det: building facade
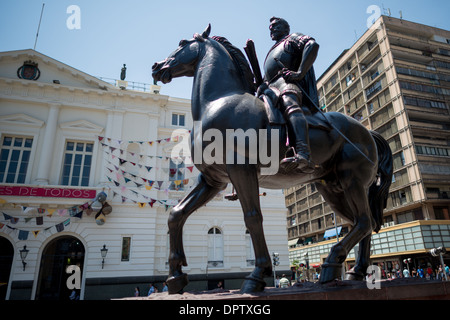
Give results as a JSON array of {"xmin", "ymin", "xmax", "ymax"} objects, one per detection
[
  {"xmin": 0, "ymin": 49, "xmax": 289, "ymax": 300},
  {"xmin": 286, "ymin": 16, "xmax": 450, "ymax": 274}
]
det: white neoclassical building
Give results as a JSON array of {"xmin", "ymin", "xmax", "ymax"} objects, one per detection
[{"xmin": 0, "ymin": 49, "xmax": 289, "ymax": 300}]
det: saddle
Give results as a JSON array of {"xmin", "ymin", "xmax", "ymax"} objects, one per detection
[{"xmin": 260, "ymin": 88, "xmax": 331, "ymax": 132}]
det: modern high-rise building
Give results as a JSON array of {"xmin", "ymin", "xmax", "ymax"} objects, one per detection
[{"xmin": 286, "ymin": 15, "xmax": 450, "ymax": 275}]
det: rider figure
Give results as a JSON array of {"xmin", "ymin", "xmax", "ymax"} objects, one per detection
[{"xmin": 258, "ymin": 17, "xmax": 320, "ymax": 173}]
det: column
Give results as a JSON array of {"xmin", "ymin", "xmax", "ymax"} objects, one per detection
[{"xmin": 34, "ymin": 104, "xmax": 60, "ymax": 185}]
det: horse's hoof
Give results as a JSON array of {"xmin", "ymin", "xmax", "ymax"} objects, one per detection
[
  {"xmin": 345, "ymin": 267, "xmax": 366, "ymax": 281},
  {"xmin": 319, "ymin": 263, "xmax": 342, "ymax": 284},
  {"xmin": 167, "ymin": 273, "xmax": 189, "ymax": 294},
  {"xmin": 240, "ymin": 277, "xmax": 266, "ymax": 293}
]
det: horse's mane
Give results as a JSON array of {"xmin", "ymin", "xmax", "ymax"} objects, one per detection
[{"xmin": 211, "ymin": 36, "xmax": 256, "ymax": 94}]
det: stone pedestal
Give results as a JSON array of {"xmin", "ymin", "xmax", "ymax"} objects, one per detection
[
  {"xmin": 128, "ymin": 278, "xmax": 450, "ymax": 300},
  {"xmin": 116, "ymin": 80, "xmax": 128, "ymax": 90}
]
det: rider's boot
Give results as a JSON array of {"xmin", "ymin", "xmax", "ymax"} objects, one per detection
[{"xmin": 280, "ymin": 108, "xmax": 315, "ymax": 173}]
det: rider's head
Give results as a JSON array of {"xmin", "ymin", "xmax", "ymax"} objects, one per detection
[{"xmin": 269, "ymin": 17, "xmax": 290, "ymax": 41}]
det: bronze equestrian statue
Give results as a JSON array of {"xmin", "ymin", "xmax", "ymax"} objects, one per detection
[{"xmin": 152, "ymin": 21, "xmax": 393, "ymax": 294}]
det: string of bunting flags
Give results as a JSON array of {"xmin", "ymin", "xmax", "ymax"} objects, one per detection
[
  {"xmin": 98, "ymin": 132, "xmax": 191, "ymax": 147},
  {"xmin": 0, "ymin": 201, "xmax": 92, "ymax": 241},
  {"xmin": 99, "ymin": 135, "xmax": 197, "ymax": 210}
]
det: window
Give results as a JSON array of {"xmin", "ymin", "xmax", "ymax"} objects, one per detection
[
  {"xmin": 61, "ymin": 141, "xmax": 93, "ymax": 186},
  {"xmin": 121, "ymin": 237, "xmax": 131, "ymax": 261},
  {"xmin": 0, "ymin": 136, "xmax": 33, "ymax": 183},
  {"xmin": 171, "ymin": 113, "xmax": 185, "ymax": 126},
  {"xmin": 208, "ymin": 227, "xmax": 223, "ymax": 267}
]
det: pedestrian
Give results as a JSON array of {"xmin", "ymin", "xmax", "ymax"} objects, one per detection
[
  {"xmin": 134, "ymin": 286, "xmax": 140, "ymax": 297},
  {"xmin": 438, "ymin": 265, "xmax": 444, "ymax": 281},
  {"xmin": 275, "ymin": 275, "xmax": 280, "ymax": 288},
  {"xmin": 402, "ymin": 267, "xmax": 410, "ymax": 278},
  {"xmin": 279, "ymin": 274, "xmax": 290, "ymax": 288},
  {"xmin": 162, "ymin": 282, "xmax": 168, "ymax": 292},
  {"xmin": 427, "ymin": 266, "xmax": 433, "ymax": 280},
  {"xmin": 445, "ymin": 264, "xmax": 450, "ymax": 280},
  {"xmin": 148, "ymin": 283, "xmax": 155, "ymax": 296},
  {"xmin": 417, "ymin": 266, "xmax": 424, "ymax": 278},
  {"xmin": 217, "ymin": 281, "xmax": 224, "ymax": 289}
]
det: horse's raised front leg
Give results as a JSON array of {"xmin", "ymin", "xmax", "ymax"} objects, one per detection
[
  {"xmin": 227, "ymin": 164, "xmax": 272, "ymax": 293},
  {"xmin": 167, "ymin": 174, "xmax": 225, "ymax": 294},
  {"xmin": 316, "ymin": 179, "xmax": 373, "ymax": 283}
]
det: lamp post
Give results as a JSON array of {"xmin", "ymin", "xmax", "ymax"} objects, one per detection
[
  {"xmin": 20, "ymin": 245, "xmax": 29, "ymax": 271},
  {"xmin": 403, "ymin": 258, "xmax": 412, "ymax": 273},
  {"xmin": 431, "ymin": 247, "xmax": 447, "ymax": 281},
  {"xmin": 100, "ymin": 244, "xmax": 108, "ymax": 269}
]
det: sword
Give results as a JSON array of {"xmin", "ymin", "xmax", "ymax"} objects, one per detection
[
  {"xmin": 273, "ymin": 58, "xmax": 376, "ymax": 166},
  {"xmin": 244, "ymin": 39, "xmax": 263, "ymax": 88}
]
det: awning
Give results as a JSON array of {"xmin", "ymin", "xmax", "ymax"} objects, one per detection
[
  {"xmin": 323, "ymin": 226, "xmax": 342, "ymax": 239},
  {"xmin": 288, "ymin": 238, "xmax": 299, "ymax": 247}
]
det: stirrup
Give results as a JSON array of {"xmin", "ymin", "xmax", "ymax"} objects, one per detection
[{"xmin": 280, "ymin": 147, "xmax": 314, "ymax": 173}]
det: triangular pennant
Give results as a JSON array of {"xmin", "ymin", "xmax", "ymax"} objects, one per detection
[
  {"xmin": 73, "ymin": 211, "xmax": 83, "ymax": 219},
  {"xmin": 46, "ymin": 208, "xmax": 55, "ymax": 217},
  {"xmin": 138, "ymin": 202, "xmax": 146, "ymax": 208},
  {"xmin": 33, "ymin": 230, "xmax": 40, "ymax": 238}
]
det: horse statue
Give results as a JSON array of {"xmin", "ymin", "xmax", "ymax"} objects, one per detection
[{"xmin": 152, "ymin": 24, "xmax": 393, "ymax": 294}]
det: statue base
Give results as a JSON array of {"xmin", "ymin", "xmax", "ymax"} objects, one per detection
[
  {"xmin": 116, "ymin": 80, "xmax": 128, "ymax": 90},
  {"xmin": 124, "ymin": 278, "xmax": 450, "ymax": 300}
]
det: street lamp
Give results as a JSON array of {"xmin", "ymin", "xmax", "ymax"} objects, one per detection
[
  {"xmin": 20, "ymin": 245, "xmax": 29, "ymax": 271},
  {"xmin": 403, "ymin": 258, "xmax": 412, "ymax": 273},
  {"xmin": 100, "ymin": 244, "xmax": 108, "ymax": 269}
]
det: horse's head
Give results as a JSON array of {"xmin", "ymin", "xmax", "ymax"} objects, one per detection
[{"xmin": 152, "ymin": 24, "xmax": 211, "ymax": 84}]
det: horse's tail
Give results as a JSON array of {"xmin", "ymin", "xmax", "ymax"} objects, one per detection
[{"xmin": 369, "ymin": 130, "xmax": 393, "ymax": 233}]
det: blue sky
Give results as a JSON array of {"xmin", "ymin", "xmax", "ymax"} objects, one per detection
[{"xmin": 1, "ymin": 0, "xmax": 449, "ymax": 99}]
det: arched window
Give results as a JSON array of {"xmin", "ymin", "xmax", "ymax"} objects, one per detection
[
  {"xmin": 208, "ymin": 227, "xmax": 223, "ymax": 267},
  {"xmin": 246, "ymin": 230, "xmax": 255, "ymax": 266}
]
